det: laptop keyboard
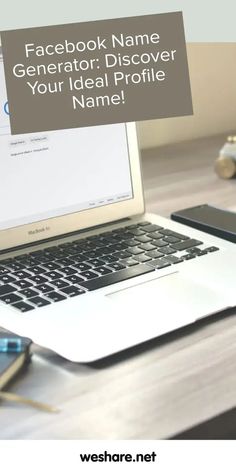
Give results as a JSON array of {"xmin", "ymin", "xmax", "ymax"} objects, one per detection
[{"xmin": 0, "ymin": 221, "xmax": 219, "ymax": 313}]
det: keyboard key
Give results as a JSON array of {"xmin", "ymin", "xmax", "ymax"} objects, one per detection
[
  {"xmin": 85, "ymin": 238, "xmax": 106, "ymax": 248},
  {"xmin": 27, "ymin": 266, "xmax": 46, "ymax": 275},
  {"xmin": 57, "ymin": 257, "xmax": 76, "ymax": 266},
  {"xmin": 45, "ymin": 247, "xmax": 63, "ymax": 255},
  {"xmin": 128, "ymin": 229, "xmax": 145, "ymax": 236},
  {"xmin": 137, "ymin": 221, "xmax": 152, "ymax": 226},
  {"xmin": 57, "ymin": 250, "xmax": 72, "ymax": 259},
  {"xmin": 142, "ymin": 224, "xmax": 163, "ymax": 233},
  {"xmin": 64, "ymin": 245, "xmax": 82, "ymax": 256},
  {"xmin": 65, "ymin": 275, "xmax": 84, "ymax": 284},
  {"xmin": 42, "ymin": 262, "xmax": 61, "ymax": 271},
  {"xmin": 19, "ymin": 258, "xmax": 37, "ymax": 268},
  {"xmin": 19, "ymin": 257, "xmax": 37, "ymax": 266},
  {"xmin": 0, "ymin": 284, "xmax": 17, "ymax": 296},
  {"xmin": 19, "ymin": 288, "xmax": 39, "ymax": 298},
  {"xmin": 162, "ymin": 255, "xmax": 183, "ymax": 264},
  {"xmin": 171, "ymin": 239, "xmax": 203, "ymax": 251},
  {"xmin": 100, "ymin": 246, "xmax": 114, "ymax": 255},
  {"xmin": 146, "ymin": 250, "xmax": 163, "ymax": 259},
  {"xmin": 115, "ymin": 251, "xmax": 130, "ymax": 259},
  {"xmin": 159, "ymin": 229, "xmax": 189, "ymax": 240},
  {"xmin": 31, "ymin": 255, "xmax": 52, "ymax": 264},
  {"xmin": 29, "ymin": 250, "xmax": 44, "ymax": 257},
  {"xmin": 49, "ymin": 279, "xmax": 69, "ymax": 289},
  {"xmin": 94, "ymin": 267, "xmax": 112, "ymax": 275},
  {"xmin": 115, "ymin": 227, "xmax": 130, "ymax": 234},
  {"xmin": 121, "ymin": 258, "xmax": 139, "ymax": 267},
  {"xmin": 135, "ymin": 235, "xmax": 152, "ymax": 243},
  {"xmin": 93, "ymin": 249, "xmax": 106, "ymax": 258},
  {"xmin": 80, "ymin": 270, "xmax": 99, "ymax": 280},
  {"xmin": 13, "ymin": 254, "xmax": 30, "ymax": 262},
  {"xmin": 83, "ymin": 250, "xmax": 98, "ymax": 259},
  {"xmin": 0, "ymin": 274, "xmax": 16, "ymax": 284},
  {"xmin": 36, "ymin": 283, "xmax": 54, "ymax": 293},
  {"xmin": 206, "ymin": 246, "xmax": 219, "ymax": 253},
  {"xmin": 158, "ymin": 247, "xmax": 176, "ymax": 255},
  {"xmin": 107, "ymin": 262, "xmax": 126, "ymax": 271},
  {"xmin": 115, "ymin": 232, "xmax": 132, "ymax": 240},
  {"xmin": 59, "ymin": 267, "xmax": 77, "ymax": 276},
  {"xmin": 147, "ymin": 259, "xmax": 171, "ymax": 269},
  {"xmin": 124, "ymin": 239, "xmax": 140, "ymax": 247},
  {"xmin": 127, "ymin": 247, "xmax": 144, "ymax": 256},
  {"xmin": 73, "ymin": 262, "xmax": 92, "ymax": 272},
  {"xmin": 151, "ymin": 240, "xmax": 169, "ymax": 248},
  {"xmin": 71, "ymin": 254, "xmax": 89, "ymax": 265},
  {"xmin": 88, "ymin": 258, "xmax": 106, "ymax": 268},
  {"xmin": 45, "ymin": 292, "xmax": 67, "ymax": 303},
  {"xmin": 0, "ymin": 293, "xmax": 23, "ymax": 304},
  {"xmin": 0, "ymin": 266, "xmax": 10, "ymax": 275},
  {"xmin": 45, "ymin": 271, "xmax": 63, "ymax": 280},
  {"xmin": 13, "ymin": 280, "xmax": 33, "ymax": 289},
  {"xmin": 182, "ymin": 254, "xmax": 196, "ymax": 260},
  {"xmin": 103, "ymin": 236, "xmax": 122, "ymax": 245},
  {"xmin": 60, "ymin": 246, "xmax": 79, "ymax": 256},
  {"xmin": 14, "ymin": 270, "xmax": 32, "ymax": 279},
  {"xmin": 29, "ymin": 275, "xmax": 49, "ymax": 285},
  {"xmin": 80, "ymin": 264, "xmax": 154, "ymax": 291},
  {"xmin": 60, "ymin": 286, "xmax": 85, "ymax": 297},
  {"xmin": 58, "ymin": 241, "xmax": 75, "ymax": 249},
  {"xmin": 186, "ymin": 247, "xmax": 203, "ymax": 254},
  {"xmin": 196, "ymin": 250, "xmax": 209, "ymax": 256},
  {"xmin": 13, "ymin": 301, "xmax": 35, "ymax": 312},
  {"xmin": 163, "ymin": 236, "xmax": 181, "ymax": 243},
  {"xmin": 5, "ymin": 262, "xmax": 25, "ymax": 271},
  {"xmin": 48, "ymin": 248, "xmax": 65, "ymax": 256},
  {"xmin": 138, "ymin": 243, "xmax": 157, "ymax": 251},
  {"xmin": 0, "ymin": 258, "xmax": 13, "ymax": 266},
  {"xmin": 149, "ymin": 232, "xmax": 163, "ymax": 240},
  {"xmin": 125, "ymin": 224, "xmax": 139, "ymax": 230},
  {"xmin": 29, "ymin": 296, "xmax": 51, "ymax": 307},
  {"xmin": 133, "ymin": 253, "xmax": 152, "ymax": 263},
  {"xmin": 111, "ymin": 243, "xmax": 128, "ymax": 251},
  {"xmin": 100, "ymin": 255, "xmax": 118, "ymax": 264}
]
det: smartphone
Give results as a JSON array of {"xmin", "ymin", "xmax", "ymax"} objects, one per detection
[{"xmin": 171, "ymin": 204, "xmax": 236, "ymax": 243}]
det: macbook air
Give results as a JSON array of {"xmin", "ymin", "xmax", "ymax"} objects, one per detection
[{"xmin": 0, "ymin": 49, "xmax": 235, "ymax": 361}]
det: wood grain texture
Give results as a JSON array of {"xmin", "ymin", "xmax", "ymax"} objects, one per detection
[{"xmin": 0, "ymin": 133, "xmax": 235, "ymax": 439}]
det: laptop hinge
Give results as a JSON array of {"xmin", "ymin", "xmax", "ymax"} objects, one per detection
[{"xmin": 0, "ymin": 217, "xmax": 132, "ymax": 255}]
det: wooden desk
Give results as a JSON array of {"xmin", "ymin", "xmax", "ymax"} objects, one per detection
[{"xmin": 0, "ymin": 133, "xmax": 235, "ymax": 439}]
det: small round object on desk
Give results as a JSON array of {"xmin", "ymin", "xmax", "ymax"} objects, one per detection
[{"xmin": 215, "ymin": 156, "xmax": 236, "ymax": 179}]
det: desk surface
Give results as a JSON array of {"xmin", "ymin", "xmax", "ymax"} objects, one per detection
[{"xmin": 0, "ymin": 133, "xmax": 235, "ymax": 439}]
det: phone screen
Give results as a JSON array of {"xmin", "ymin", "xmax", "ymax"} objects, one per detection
[{"xmin": 177, "ymin": 205, "xmax": 236, "ymax": 233}]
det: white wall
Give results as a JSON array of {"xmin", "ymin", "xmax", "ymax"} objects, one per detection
[{"xmin": 138, "ymin": 43, "xmax": 236, "ymax": 149}]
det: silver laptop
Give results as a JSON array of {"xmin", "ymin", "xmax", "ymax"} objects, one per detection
[{"xmin": 0, "ymin": 51, "xmax": 235, "ymax": 361}]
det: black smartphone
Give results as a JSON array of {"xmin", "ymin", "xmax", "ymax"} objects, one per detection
[{"xmin": 171, "ymin": 204, "xmax": 236, "ymax": 243}]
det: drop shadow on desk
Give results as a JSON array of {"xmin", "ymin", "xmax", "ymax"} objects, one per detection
[
  {"xmin": 90, "ymin": 307, "xmax": 235, "ymax": 369},
  {"xmin": 171, "ymin": 407, "xmax": 236, "ymax": 439}
]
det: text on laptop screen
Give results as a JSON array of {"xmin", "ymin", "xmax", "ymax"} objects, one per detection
[{"xmin": 0, "ymin": 55, "xmax": 133, "ymax": 231}]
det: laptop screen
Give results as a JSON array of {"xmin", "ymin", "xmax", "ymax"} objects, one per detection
[{"xmin": 0, "ymin": 54, "xmax": 133, "ymax": 231}]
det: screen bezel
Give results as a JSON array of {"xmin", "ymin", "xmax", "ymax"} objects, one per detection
[{"xmin": 0, "ymin": 121, "xmax": 145, "ymax": 252}]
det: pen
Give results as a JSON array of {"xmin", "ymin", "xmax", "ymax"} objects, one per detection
[
  {"xmin": 0, "ymin": 338, "xmax": 23, "ymax": 353},
  {"xmin": 0, "ymin": 391, "xmax": 60, "ymax": 413}
]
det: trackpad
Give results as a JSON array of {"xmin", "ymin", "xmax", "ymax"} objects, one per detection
[{"xmin": 107, "ymin": 272, "xmax": 230, "ymax": 322}]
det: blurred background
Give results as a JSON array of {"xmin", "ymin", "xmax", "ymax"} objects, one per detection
[{"xmin": 138, "ymin": 43, "xmax": 236, "ymax": 150}]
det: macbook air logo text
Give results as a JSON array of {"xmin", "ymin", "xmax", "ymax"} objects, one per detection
[{"xmin": 28, "ymin": 226, "xmax": 50, "ymax": 236}]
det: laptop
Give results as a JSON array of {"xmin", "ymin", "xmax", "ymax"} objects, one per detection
[{"xmin": 0, "ymin": 50, "xmax": 235, "ymax": 362}]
